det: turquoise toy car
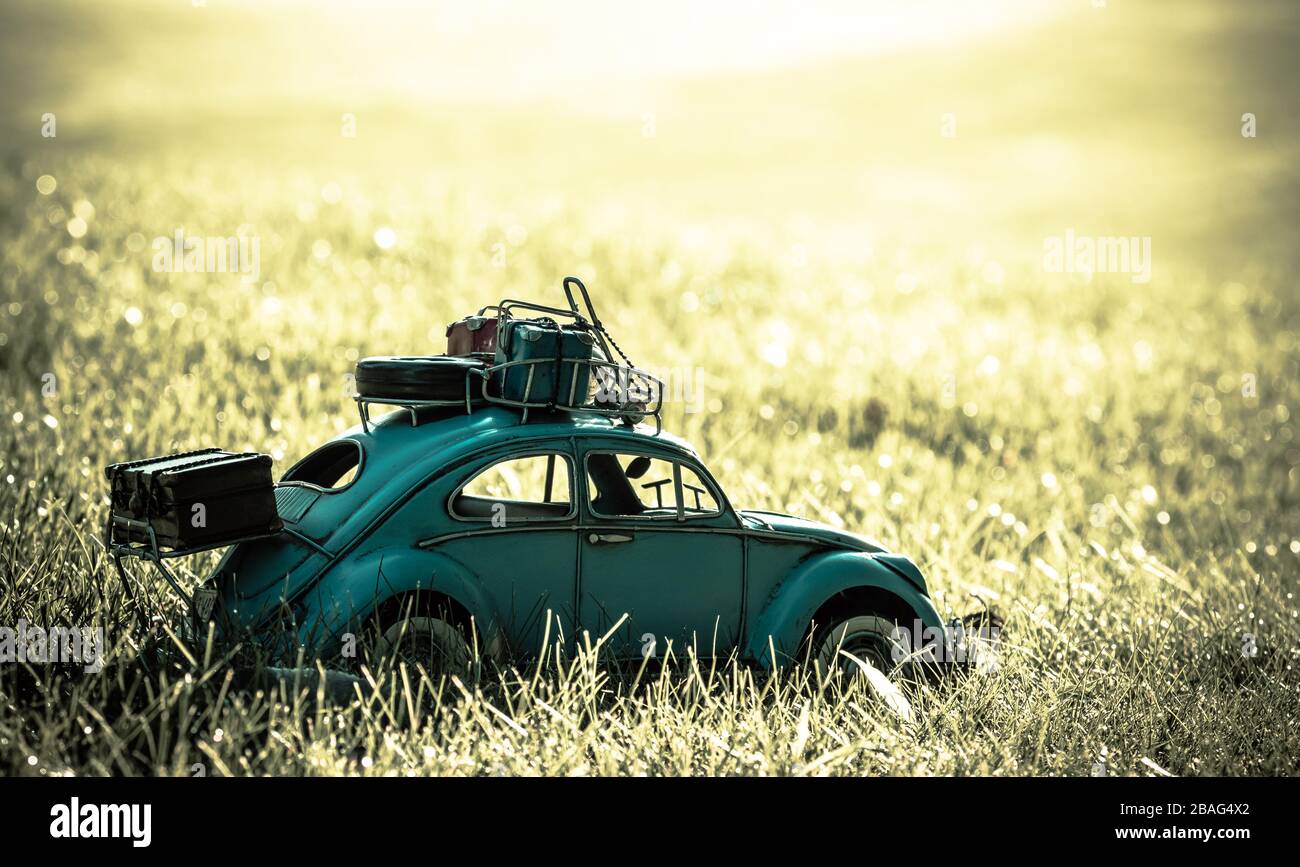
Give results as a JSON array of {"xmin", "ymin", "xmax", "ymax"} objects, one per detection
[{"xmin": 196, "ymin": 404, "xmax": 947, "ymax": 675}]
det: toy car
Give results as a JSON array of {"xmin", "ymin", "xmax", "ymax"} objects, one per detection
[{"xmin": 196, "ymin": 404, "xmax": 947, "ymax": 675}]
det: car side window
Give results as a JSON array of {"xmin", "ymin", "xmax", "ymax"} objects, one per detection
[
  {"xmin": 451, "ymin": 452, "xmax": 573, "ymax": 522},
  {"xmin": 677, "ymin": 463, "xmax": 719, "ymax": 514},
  {"xmin": 586, "ymin": 452, "xmax": 721, "ymax": 519}
]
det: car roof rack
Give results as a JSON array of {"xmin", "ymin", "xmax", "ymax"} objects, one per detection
[{"xmin": 354, "ymin": 356, "xmax": 665, "ymax": 435}]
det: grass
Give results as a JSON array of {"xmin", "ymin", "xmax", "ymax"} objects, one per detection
[
  {"xmin": 1, "ymin": 0, "xmax": 1298, "ymax": 777},
  {"xmin": 1, "ymin": 147, "xmax": 1296, "ymax": 776}
]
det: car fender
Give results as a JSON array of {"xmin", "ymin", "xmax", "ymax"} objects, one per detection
[
  {"xmin": 745, "ymin": 550, "xmax": 944, "ymax": 668},
  {"xmin": 295, "ymin": 547, "xmax": 504, "ymax": 659}
]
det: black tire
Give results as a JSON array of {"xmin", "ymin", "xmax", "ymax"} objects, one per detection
[
  {"xmin": 810, "ymin": 613, "xmax": 915, "ymax": 678},
  {"xmin": 355, "ymin": 355, "xmax": 486, "ymax": 402},
  {"xmin": 364, "ymin": 595, "xmax": 476, "ymax": 681}
]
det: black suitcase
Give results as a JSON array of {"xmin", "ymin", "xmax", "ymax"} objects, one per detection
[
  {"xmin": 106, "ymin": 447, "xmax": 227, "ymax": 518},
  {"xmin": 105, "ymin": 450, "xmax": 282, "ymax": 550}
]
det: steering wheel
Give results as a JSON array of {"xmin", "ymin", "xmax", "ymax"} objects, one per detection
[
  {"xmin": 639, "ymin": 479, "xmax": 710, "ymax": 510},
  {"xmin": 682, "ymin": 482, "xmax": 708, "ymax": 510},
  {"xmin": 640, "ymin": 478, "xmax": 672, "ymax": 507}
]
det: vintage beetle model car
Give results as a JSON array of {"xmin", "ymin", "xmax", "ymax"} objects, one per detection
[{"xmin": 204, "ymin": 405, "xmax": 945, "ymax": 673}]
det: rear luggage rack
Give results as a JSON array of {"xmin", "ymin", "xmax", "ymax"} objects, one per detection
[
  {"xmin": 354, "ymin": 358, "xmax": 665, "ymax": 434},
  {"xmin": 105, "ymin": 505, "xmax": 323, "ymax": 619}
]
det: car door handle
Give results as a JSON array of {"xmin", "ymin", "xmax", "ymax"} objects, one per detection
[{"xmin": 588, "ymin": 532, "xmax": 633, "ymax": 545}]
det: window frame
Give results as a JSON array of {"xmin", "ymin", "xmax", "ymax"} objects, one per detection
[
  {"xmin": 582, "ymin": 448, "xmax": 724, "ymax": 522},
  {"xmin": 447, "ymin": 448, "xmax": 578, "ymax": 524}
]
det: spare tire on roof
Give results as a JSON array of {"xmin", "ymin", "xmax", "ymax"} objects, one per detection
[{"xmin": 355, "ymin": 356, "xmax": 487, "ymax": 402}]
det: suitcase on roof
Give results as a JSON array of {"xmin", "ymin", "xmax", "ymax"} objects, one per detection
[
  {"xmin": 446, "ymin": 310, "xmax": 500, "ymax": 357},
  {"xmin": 491, "ymin": 317, "xmax": 597, "ymax": 408}
]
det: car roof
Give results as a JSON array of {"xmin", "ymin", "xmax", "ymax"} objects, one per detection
[{"xmin": 338, "ymin": 405, "xmax": 699, "ymax": 470}]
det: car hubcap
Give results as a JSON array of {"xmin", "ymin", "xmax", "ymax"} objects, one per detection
[
  {"xmin": 818, "ymin": 615, "xmax": 909, "ymax": 677},
  {"xmin": 374, "ymin": 616, "xmax": 470, "ymax": 678},
  {"xmin": 837, "ymin": 631, "xmax": 897, "ymax": 674}
]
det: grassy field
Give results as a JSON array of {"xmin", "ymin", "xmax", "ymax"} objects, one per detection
[{"xmin": 0, "ymin": 0, "xmax": 1298, "ymax": 776}]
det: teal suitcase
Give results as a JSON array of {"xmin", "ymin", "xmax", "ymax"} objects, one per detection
[{"xmin": 493, "ymin": 317, "xmax": 597, "ymax": 408}]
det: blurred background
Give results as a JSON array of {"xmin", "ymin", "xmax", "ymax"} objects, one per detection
[
  {"xmin": 3, "ymin": 0, "xmax": 1297, "ymax": 254},
  {"xmin": 0, "ymin": 0, "xmax": 1296, "ymax": 594}
]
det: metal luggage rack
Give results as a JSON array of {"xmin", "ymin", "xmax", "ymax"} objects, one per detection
[
  {"xmin": 354, "ymin": 370, "xmax": 482, "ymax": 432},
  {"xmin": 104, "ymin": 513, "xmax": 322, "ymax": 616},
  {"xmin": 355, "ymin": 356, "xmax": 666, "ymax": 434}
]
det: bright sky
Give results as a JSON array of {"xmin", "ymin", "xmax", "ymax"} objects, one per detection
[{"xmin": 194, "ymin": 0, "xmax": 1063, "ymax": 107}]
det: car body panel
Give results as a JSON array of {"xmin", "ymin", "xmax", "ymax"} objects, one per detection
[
  {"xmin": 292, "ymin": 546, "xmax": 505, "ymax": 658},
  {"xmin": 210, "ymin": 405, "xmax": 944, "ymax": 668},
  {"xmin": 743, "ymin": 550, "xmax": 943, "ymax": 667}
]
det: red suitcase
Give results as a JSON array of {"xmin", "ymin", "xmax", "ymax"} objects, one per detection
[{"xmin": 446, "ymin": 310, "xmax": 500, "ymax": 357}]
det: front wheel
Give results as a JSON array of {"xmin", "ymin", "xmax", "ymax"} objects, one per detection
[{"xmin": 812, "ymin": 614, "xmax": 914, "ymax": 678}]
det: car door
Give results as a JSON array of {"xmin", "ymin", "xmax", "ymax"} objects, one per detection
[
  {"xmin": 577, "ymin": 447, "xmax": 743, "ymax": 659},
  {"xmin": 433, "ymin": 445, "xmax": 579, "ymax": 658}
]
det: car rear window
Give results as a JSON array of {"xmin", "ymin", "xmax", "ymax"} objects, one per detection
[{"xmin": 280, "ymin": 440, "xmax": 362, "ymax": 491}]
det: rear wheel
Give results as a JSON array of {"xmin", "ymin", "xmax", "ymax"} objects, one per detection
[{"xmin": 369, "ymin": 612, "xmax": 473, "ymax": 680}]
